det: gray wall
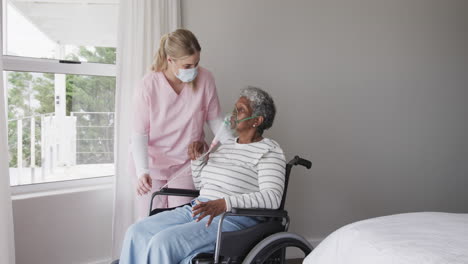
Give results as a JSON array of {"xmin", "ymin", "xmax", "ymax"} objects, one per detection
[
  {"xmin": 13, "ymin": 188, "xmax": 113, "ymax": 264},
  {"xmin": 182, "ymin": 0, "xmax": 468, "ymax": 240}
]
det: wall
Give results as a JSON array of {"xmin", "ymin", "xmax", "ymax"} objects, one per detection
[
  {"xmin": 182, "ymin": 0, "xmax": 468, "ymax": 242},
  {"xmin": 12, "ymin": 187, "xmax": 113, "ymax": 264}
]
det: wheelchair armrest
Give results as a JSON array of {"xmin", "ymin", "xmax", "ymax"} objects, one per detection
[
  {"xmin": 230, "ymin": 208, "xmax": 288, "ymax": 218},
  {"xmin": 152, "ymin": 188, "xmax": 200, "ymax": 198},
  {"xmin": 149, "ymin": 188, "xmax": 199, "ymax": 216}
]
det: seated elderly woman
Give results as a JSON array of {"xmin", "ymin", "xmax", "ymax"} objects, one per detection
[{"xmin": 119, "ymin": 87, "xmax": 286, "ymax": 264}]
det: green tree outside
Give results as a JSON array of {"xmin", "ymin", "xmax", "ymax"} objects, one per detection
[{"xmin": 7, "ymin": 46, "xmax": 116, "ymax": 168}]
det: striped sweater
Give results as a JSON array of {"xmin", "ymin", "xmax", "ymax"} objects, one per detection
[{"xmin": 191, "ymin": 137, "xmax": 286, "ymax": 212}]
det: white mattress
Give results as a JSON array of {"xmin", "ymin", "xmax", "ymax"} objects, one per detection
[{"xmin": 304, "ymin": 212, "xmax": 468, "ymax": 264}]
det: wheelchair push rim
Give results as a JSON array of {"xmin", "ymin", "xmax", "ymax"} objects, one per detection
[{"xmin": 241, "ymin": 232, "xmax": 313, "ymax": 264}]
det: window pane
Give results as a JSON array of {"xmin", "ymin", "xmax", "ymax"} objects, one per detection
[
  {"xmin": 5, "ymin": 70, "xmax": 115, "ymax": 186},
  {"xmin": 3, "ymin": 0, "xmax": 118, "ymax": 64}
]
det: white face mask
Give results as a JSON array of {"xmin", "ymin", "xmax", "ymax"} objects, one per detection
[{"xmin": 175, "ymin": 67, "xmax": 198, "ymax": 83}]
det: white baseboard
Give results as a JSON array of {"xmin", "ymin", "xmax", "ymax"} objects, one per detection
[
  {"xmin": 94, "ymin": 237, "xmax": 323, "ymax": 262},
  {"xmin": 86, "ymin": 258, "xmax": 112, "ymax": 264},
  {"xmin": 285, "ymin": 237, "xmax": 323, "ymax": 259},
  {"xmin": 308, "ymin": 237, "xmax": 324, "ymax": 248}
]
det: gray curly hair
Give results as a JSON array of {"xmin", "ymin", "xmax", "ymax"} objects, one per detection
[{"xmin": 239, "ymin": 86, "xmax": 276, "ymax": 135}]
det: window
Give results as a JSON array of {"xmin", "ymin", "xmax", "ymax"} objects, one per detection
[
  {"xmin": 3, "ymin": 0, "xmax": 118, "ymax": 186},
  {"xmin": 4, "ymin": 0, "xmax": 118, "ymax": 64}
]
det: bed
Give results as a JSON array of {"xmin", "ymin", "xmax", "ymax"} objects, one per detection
[{"xmin": 303, "ymin": 212, "xmax": 468, "ymax": 264}]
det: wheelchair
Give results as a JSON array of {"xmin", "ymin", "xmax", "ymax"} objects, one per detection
[{"xmin": 113, "ymin": 155, "xmax": 313, "ymax": 264}]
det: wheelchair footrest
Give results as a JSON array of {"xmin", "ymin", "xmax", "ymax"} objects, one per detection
[
  {"xmin": 192, "ymin": 254, "xmax": 243, "ymax": 264},
  {"xmin": 193, "ymin": 253, "xmax": 214, "ymax": 264}
]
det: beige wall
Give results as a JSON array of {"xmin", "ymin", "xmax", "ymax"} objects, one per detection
[
  {"xmin": 182, "ymin": 0, "xmax": 468, "ymax": 240},
  {"xmin": 13, "ymin": 188, "xmax": 113, "ymax": 264}
]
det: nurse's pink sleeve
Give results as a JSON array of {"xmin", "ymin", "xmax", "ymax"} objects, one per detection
[
  {"xmin": 205, "ymin": 74, "xmax": 221, "ymax": 121},
  {"xmin": 132, "ymin": 80, "xmax": 151, "ymax": 134}
]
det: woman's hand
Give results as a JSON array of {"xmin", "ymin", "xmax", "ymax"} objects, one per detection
[
  {"xmin": 188, "ymin": 141, "xmax": 205, "ymax": 160},
  {"xmin": 191, "ymin": 199, "xmax": 227, "ymax": 227},
  {"xmin": 136, "ymin": 173, "xmax": 152, "ymax": 196}
]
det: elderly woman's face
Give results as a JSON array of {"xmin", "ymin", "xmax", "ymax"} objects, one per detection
[{"xmin": 232, "ymin": 96, "xmax": 255, "ymax": 133}]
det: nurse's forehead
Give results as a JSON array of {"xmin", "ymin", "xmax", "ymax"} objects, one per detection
[{"xmin": 179, "ymin": 53, "xmax": 200, "ymax": 64}]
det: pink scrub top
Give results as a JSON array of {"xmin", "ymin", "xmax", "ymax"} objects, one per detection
[{"xmin": 132, "ymin": 67, "xmax": 221, "ymax": 180}]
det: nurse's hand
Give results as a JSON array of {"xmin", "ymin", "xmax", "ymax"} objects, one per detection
[
  {"xmin": 188, "ymin": 141, "xmax": 204, "ymax": 160},
  {"xmin": 137, "ymin": 174, "xmax": 152, "ymax": 196},
  {"xmin": 191, "ymin": 199, "xmax": 227, "ymax": 227}
]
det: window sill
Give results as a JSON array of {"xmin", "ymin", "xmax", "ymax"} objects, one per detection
[{"xmin": 11, "ymin": 176, "xmax": 115, "ymax": 200}]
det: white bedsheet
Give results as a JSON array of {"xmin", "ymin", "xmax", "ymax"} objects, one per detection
[{"xmin": 304, "ymin": 212, "xmax": 468, "ymax": 264}]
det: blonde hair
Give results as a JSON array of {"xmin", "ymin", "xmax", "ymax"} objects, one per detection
[{"xmin": 152, "ymin": 29, "xmax": 201, "ymax": 72}]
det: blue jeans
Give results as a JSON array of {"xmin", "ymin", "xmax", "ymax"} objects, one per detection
[{"xmin": 119, "ymin": 198, "xmax": 260, "ymax": 264}]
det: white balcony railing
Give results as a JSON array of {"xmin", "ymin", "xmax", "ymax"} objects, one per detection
[{"xmin": 8, "ymin": 112, "xmax": 114, "ymax": 186}]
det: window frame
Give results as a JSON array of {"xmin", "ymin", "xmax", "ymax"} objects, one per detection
[
  {"xmin": 3, "ymin": 56, "xmax": 116, "ymax": 77},
  {"xmin": 3, "ymin": 58, "xmax": 117, "ymax": 193},
  {"xmin": 2, "ymin": 1, "xmax": 118, "ymax": 193}
]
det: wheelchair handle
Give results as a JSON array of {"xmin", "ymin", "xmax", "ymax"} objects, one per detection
[{"xmin": 288, "ymin": 155, "xmax": 312, "ymax": 169}]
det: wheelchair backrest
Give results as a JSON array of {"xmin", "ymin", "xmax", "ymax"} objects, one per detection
[{"xmin": 279, "ymin": 156, "xmax": 312, "ymax": 210}]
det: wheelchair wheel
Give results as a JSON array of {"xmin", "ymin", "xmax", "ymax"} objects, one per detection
[{"xmin": 242, "ymin": 232, "xmax": 313, "ymax": 264}]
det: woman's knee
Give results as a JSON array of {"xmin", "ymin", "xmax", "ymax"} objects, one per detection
[
  {"xmin": 147, "ymin": 228, "xmax": 186, "ymax": 254},
  {"xmin": 125, "ymin": 222, "xmax": 146, "ymax": 239}
]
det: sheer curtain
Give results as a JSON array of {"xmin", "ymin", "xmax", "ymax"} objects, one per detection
[
  {"xmin": 112, "ymin": 0, "xmax": 181, "ymax": 258},
  {"xmin": 0, "ymin": 4, "xmax": 16, "ymax": 262}
]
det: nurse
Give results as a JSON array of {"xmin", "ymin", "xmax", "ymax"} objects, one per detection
[{"xmin": 131, "ymin": 29, "xmax": 231, "ymax": 219}]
